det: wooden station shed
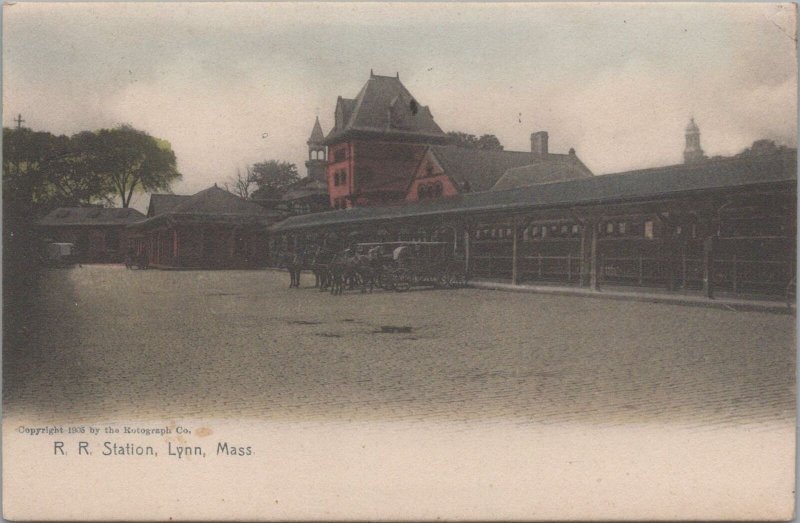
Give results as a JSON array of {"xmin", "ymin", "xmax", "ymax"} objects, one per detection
[
  {"xmin": 37, "ymin": 206, "xmax": 146, "ymax": 263},
  {"xmin": 129, "ymin": 185, "xmax": 282, "ymax": 269}
]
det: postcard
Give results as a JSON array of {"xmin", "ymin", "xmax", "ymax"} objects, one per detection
[{"xmin": 2, "ymin": 2, "xmax": 797, "ymax": 520}]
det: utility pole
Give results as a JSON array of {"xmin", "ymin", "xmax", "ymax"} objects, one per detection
[{"xmin": 13, "ymin": 114, "xmax": 25, "ymax": 129}]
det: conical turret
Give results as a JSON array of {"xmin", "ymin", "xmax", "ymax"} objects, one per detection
[{"xmin": 306, "ymin": 117, "xmax": 327, "ymax": 181}]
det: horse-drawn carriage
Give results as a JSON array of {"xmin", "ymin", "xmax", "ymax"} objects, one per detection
[
  {"xmin": 356, "ymin": 241, "xmax": 468, "ymax": 292},
  {"xmin": 276, "ymin": 240, "xmax": 468, "ymax": 294}
]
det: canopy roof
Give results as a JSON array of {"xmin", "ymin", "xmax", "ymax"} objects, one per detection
[{"xmin": 271, "ymin": 150, "xmax": 796, "ymax": 232}]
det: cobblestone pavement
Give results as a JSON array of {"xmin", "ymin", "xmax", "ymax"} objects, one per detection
[{"xmin": 4, "ymin": 265, "xmax": 795, "ymax": 425}]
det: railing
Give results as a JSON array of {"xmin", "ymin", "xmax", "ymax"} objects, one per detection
[
  {"xmin": 471, "ymin": 252, "xmax": 794, "ymax": 296},
  {"xmin": 470, "ymin": 255, "xmax": 512, "ymax": 278},
  {"xmin": 713, "ymin": 257, "xmax": 795, "ymax": 294},
  {"xmin": 598, "ymin": 256, "xmax": 688, "ymax": 286},
  {"xmin": 518, "ymin": 254, "xmax": 581, "ymax": 283}
]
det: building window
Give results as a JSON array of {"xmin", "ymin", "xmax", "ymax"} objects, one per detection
[
  {"xmin": 606, "ymin": 222, "xmax": 614, "ymax": 234},
  {"xmin": 334, "ymin": 148, "xmax": 346, "ymax": 162},
  {"xmin": 644, "ymin": 220, "xmax": 654, "ymax": 239},
  {"xmin": 561, "ymin": 224, "xmax": 569, "ymax": 235},
  {"xmin": 619, "ymin": 222, "xmax": 627, "ymax": 235},
  {"xmin": 571, "ymin": 224, "xmax": 579, "ymax": 235},
  {"xmin": 434, "ymin": 181, "xmax": 443, "ymax": 197}
]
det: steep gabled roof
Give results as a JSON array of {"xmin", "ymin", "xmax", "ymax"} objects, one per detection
[
  {"xmin": 325, "ymin": 73, "xmax": 447, "ymax": 144},
  {"xmin": 491, "ymin": 155, "xmax": 593, "ymax": 191},
  {"xmin": 171, "ymin": 185, "xmax": 271, "ymax": 215},
  {"xmin": 147, "ymin": 194, "xmax": 191, "ymax": 217},
  {"xmin": 38, "ymin": 207, "xmax": 146, "ymax": 227},
  {"xmin": 426, "ymin": 146, "xmax": 592, "ymax": 193},
  {"xmin": 271, "ymin": 150, "xmax": 796, "ymax": 232},
  {"xmin": 131, "ymin": 185, "xmax": 281, "ymax": 230},
  {"xmin": 282, "ymin": 177, "xmax": 329, "ymax": 201}
]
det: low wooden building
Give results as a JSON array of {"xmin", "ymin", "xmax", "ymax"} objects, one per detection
[
  {"xmin": 37, "ymin": 207, "xmax": 146, "ymax": 263},
  {"xmin": 130, "ymin": 185, "xmax": 281, "ymax": 269},
  {"xmin": 270, "ymin": 149, "xmax": 796, "ymax": 299}
]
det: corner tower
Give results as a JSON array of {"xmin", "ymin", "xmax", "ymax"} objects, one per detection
[{"xmin": 306, "ymin": 116, "xmax": 327, "ymax": 182}]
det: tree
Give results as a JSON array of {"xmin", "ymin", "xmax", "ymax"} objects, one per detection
[
  {"xmin": 88, "ymin": 125, "xmax": 181, "ymax": 208},
  {"xmin": 249, "ymin": 160, "xmax": 299, "ymax": 200},
  {"xmin": 447, "ymin": 131, "xmax": 504, "ymax": 151},
  {"xmin": 736, "ymin": 139, "xmax": 792, "ymax": 157},
  {"xmin": 39, "ymin": 131, "xmax": 116, "ymax": 207},
  {"xmin": 3, "ymin": 127, "xmax": 64, "ymax": 215},
  {"xmin": 224, "ymin": 166, "xmax": 258, "ymax": 199}
]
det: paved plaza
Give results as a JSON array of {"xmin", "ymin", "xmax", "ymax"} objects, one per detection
[{"xmin": 4, "ymin": 265, "xmax": 795, "ymax": 425}]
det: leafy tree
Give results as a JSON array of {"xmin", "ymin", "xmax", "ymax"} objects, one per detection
[
  {"xmin": 3, "ymin": 127, "xmax": 64, "ymax": 215},
  {"xmin": 88, "ymin": 125, "xmax": 181, "ymax": 208},
  {"xmin": 447, "ymin": 132, "xmax": 504, "ymax": 151},
  {"xmin": 39, "ymin": 131, "xmax": 116, "ymax": 207},
  {"xmin": 4, "ymin": 124, "xmax": 181, "ymax": 211},
  {"xmin": 736, "ymin": 139, "xmax": 793, "ymax": 157},
  {"xmin": 249, "ymin": 160, "xmax": 300, "ymax": 200}
]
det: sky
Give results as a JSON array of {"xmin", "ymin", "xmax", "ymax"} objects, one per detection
[{"xmin": 3, "ymin": 2, "xmax": 797, "ymax": 211}]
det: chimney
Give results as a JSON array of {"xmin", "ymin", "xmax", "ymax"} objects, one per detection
[{"xmin": 531, "ymin": 131, "xmax": 549, "ymax": 155}]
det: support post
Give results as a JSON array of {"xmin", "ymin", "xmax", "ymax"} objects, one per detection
[
  {"xmin": 511, "ymin": 217, "xmax": 519, "ymax": 285},
  {"xmin": 638, "ymin": 254, "xmax": 643, "ymax": 286},
  {"xmin": 580, "ymin": 222, "xmax": 590, "ymax": 286},
  {"xmin": 589, "ymin": 221, "xmax": 599, "ymax": 290},
  {"xmin": 173, "ymin": 229, "xmax": 179, "ymax": 265},
  {"xmin": 702, "ymin": 235, "xmax": 715, "ymax": 298},
  {"xmin": 464, "ymin": 221, "xmax": 471, "ymax": 276},
  {"xmin": 567, "ymin": 252, "xmax": 572, "ymax": 282}
]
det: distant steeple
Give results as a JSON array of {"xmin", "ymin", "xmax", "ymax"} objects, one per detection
[{"xmin": 684, "ymin": 117, "xmax": 705, "ymax": 164}]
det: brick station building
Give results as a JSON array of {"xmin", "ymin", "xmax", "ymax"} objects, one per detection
[
  {"xmin": 322, "ymin": 71, "xmax": 590, "ymax": 209},
  {"xmin": 129, "ymin": 185, "xmax": 280, "ymax": 269},
  {"xmin": 37, "ymin": 206, "xmax": 146, "ymax": 263}
]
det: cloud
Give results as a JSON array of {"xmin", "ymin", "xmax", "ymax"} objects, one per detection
[{"xmin": 3, "ymin": 1, "xmax": 796, "ymax": 204}]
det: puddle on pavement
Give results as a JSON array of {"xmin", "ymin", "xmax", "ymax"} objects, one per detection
[{"xmin": 376, "ymin": 325, "xmax": 413, "ymax": 334}]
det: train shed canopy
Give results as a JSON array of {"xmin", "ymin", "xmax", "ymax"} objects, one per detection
[{"xmin": 271, "ymin": 150, "xmax": 796, "ymax": 232}]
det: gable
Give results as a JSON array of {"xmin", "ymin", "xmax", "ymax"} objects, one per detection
[{"xmin": 413, "ymin": 149, "xmax": 446, "ymax": 180}]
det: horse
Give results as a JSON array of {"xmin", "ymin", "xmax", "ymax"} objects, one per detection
[
  {"xmin": 328, "ymin": 247, "xmax": 381, "ymax": 295},
  {"xmin": 278, "ymin": 250, "xmax": 304, "ymax": 288},
  {"xmin": 310, "ymin": 245, "xmax": 336, "ymax": 291},
  {"xmin": 350, "ymin": 246, "xmax": 383, "ymax": 292}
]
